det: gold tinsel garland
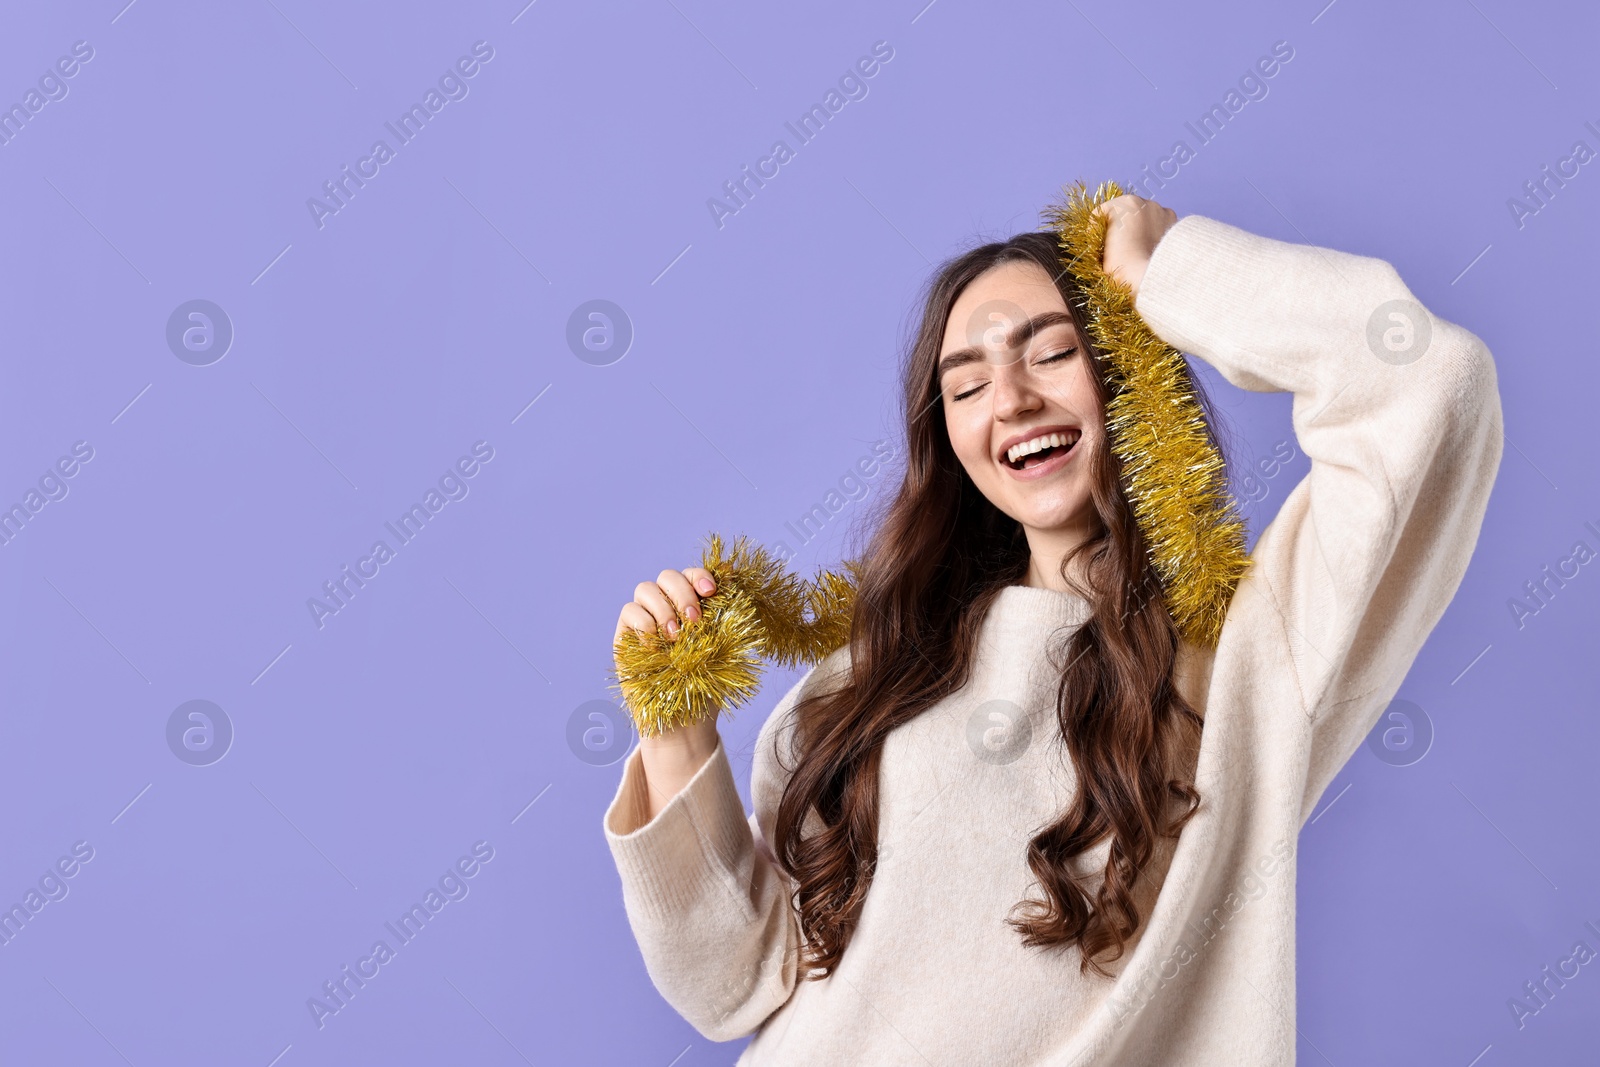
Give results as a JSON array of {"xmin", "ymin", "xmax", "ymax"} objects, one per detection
[
  {"xmin": 609, "ymin": 180, "xmax": 1253, "ymax": 737},
  {"xmin": 1040, "ymin": 179, "xmax": 1251, "ymax": 647},
  {"xmin": 609, "ymin": 532, "xmax": 860, "ymax": 739}
]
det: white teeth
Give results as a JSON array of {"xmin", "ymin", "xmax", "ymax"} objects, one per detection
[{"xmin": 1005, "ymin": 430, "xmax": 1079, "ymax": 464}]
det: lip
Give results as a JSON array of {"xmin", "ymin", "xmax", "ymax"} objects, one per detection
[
  {"xmin": 1003, "ymin": 435, "xmax": 1080, "ymax": 480},
  {"xmin": 995, "ymin": 424, "xmax": 1081, "ymax": 466}
]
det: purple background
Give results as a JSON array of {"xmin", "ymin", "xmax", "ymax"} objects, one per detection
[{"xmin": 0, "ymin": 0, "xmax": 1595, "ymax": 1063}]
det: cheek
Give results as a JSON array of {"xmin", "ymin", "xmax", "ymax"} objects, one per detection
[
  {"xmin": 1070, "ymin": 359, "xmax": 1101, "ymax": 401},
  {"xmin": 942, "ymin": 405, "xmax": 992, "ymax": 470},
  {"xmin": 1070, "ymin": 367, "xmax": 1105, "ymax": 430}
]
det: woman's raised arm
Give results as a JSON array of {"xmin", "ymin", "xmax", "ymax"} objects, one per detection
[{"xmin": 1131, "ymin": 209, "xmax": 1504, "ymax": 821}]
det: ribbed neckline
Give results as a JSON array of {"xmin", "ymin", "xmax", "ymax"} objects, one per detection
[{"xmin": 988, "ymin": 582, "xmax": 1094, "ymax": 633}]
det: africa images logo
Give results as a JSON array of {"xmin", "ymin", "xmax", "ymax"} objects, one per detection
[
  {"xmin": 307, "ymin": 441, "xmax": 495, "ymax": 629},
  {"xmin": 306, "ymin": 841, "xmax": 495, "ymax": 1030},
  {"xmin": 305, "ymin": 41, "xmax": 496, "ymax": 230}
]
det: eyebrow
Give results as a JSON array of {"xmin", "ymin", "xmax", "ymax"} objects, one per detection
[{"xmin": 937, "ymin": 309, "xmax": 1078, "ymax": 378}]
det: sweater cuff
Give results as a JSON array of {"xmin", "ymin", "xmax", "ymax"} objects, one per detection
[{"xmin": 602, "ymin": 736, "xmax": 757, "ymax": 925}]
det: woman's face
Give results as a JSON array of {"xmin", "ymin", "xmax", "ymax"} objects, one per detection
[{"xmin": 937, "ymin": 258, "xmax": 1105, "ymax": 541}]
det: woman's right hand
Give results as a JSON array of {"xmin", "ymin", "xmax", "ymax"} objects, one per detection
[{"xmin": 615, "ymin": 565, "xmax": 723, "ymax": 815}]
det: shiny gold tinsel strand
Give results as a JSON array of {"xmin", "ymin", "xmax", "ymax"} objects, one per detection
[
  {"xmin": 608, "ymin": 532, "xmax": 860, "ymax": 738},
  {"xmin": 1040, "ymin": 179, "xmax": 1252, "ymax": 647}
]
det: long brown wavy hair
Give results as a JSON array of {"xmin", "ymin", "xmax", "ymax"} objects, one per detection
[{"xmin": 767, "ymin": 229, "xmax": 1231, "ymax": 981}]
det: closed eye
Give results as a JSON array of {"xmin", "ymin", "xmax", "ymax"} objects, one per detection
[{"xmin": 949, "ymin": 347, "xmax": 1079, "ymax": 402}]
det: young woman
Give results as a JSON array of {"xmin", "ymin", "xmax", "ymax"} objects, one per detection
[{"xmin": 603, "ymin": 194, "xmax": 1503, "ymax": 1065}]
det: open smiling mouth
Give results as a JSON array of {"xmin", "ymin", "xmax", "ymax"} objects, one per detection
[{"xmin": 1004, "ymin": 430, "xmax": 1080, "ymax": 471}]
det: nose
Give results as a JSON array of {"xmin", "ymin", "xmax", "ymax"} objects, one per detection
[{"xmin": 990, "ymin": 358, "xmax": 1042, "ymax": 421}]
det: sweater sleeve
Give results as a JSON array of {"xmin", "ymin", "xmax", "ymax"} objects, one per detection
[
  {"xmin": 602, "ymin": 663, "xmax": 823, "ymax": 1041},
  {"xmin": 1132, "ymin": 214, "xmax": 1504, "ymax": 823}
]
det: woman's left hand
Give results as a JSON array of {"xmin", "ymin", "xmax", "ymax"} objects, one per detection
[{"xmin": 1097, "ymin": 194, "xmax": 1178, "ymax": 303}]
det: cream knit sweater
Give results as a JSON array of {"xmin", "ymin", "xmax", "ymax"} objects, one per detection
[{"xmin": 603, "ymin": 214, "xmax": 1504, "ymax": 1065}]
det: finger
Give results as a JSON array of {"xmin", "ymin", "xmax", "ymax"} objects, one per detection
[
  {"xmin": 615, "ymin": 602, "xmax": 660, "ymax": 645},
  {"xmin": 657, "ymin": 568, "xmax": 704, "ymax": 625},
  {"xmin": 1101, "ymin": 194, "xmax": 1145, "ymax": 218},
  {"xmin": 1127, "ymin": 196, "xmax": 1163, "ymax": 222},
  {"xmin": 633, "ymin": 580, "xmax": 684, "ymax": 637},
  {"xmin": 682, "ymin": 566, "xmax": 717, "ymax": 597}
]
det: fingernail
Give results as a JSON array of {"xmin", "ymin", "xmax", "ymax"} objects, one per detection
[
  {"xmin": 666, "ymin": 619, "xmax": 679, "ymax": 635},
  {"xmin": 697, "ymin": 578, "xmax": 714, "ymax": 594}
]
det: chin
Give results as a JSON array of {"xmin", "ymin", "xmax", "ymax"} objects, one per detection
[
  {"xmin": 1015, "ymin": 494, "xmax": 1096, "ymax": 532},
  {"xmin": 1024, "ymin": 514, "xmax": 1085, "ymax": 534}
]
